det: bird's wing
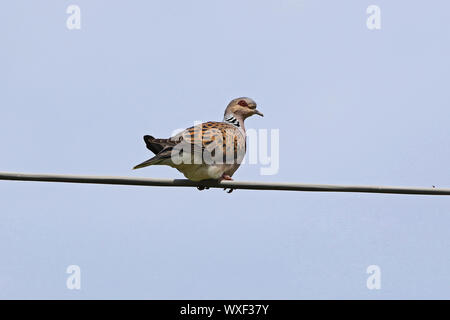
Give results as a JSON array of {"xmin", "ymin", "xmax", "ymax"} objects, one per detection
[
  {"xmin": 173, "ymin": 122, "xmax": 246, "ymax": 162},
  {"xmin": 134, "ymin": 122, "xmax": 245, "ymax": 169}
]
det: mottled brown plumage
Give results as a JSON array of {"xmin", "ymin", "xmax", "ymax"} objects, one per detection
[{"xmin": 133, "ymin": 97, "xmax": 263, "ymax": 182}]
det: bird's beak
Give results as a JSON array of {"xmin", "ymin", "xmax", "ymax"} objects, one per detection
[{"xmin": 254, "ymin": 109, "xmax": 264, "ymax": 117}]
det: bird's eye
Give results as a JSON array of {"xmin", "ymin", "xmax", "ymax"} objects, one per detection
[{"xmin": 238, "ymin": 100, "xmax": 248, "ymax": 107}]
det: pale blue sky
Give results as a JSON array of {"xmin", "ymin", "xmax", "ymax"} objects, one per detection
[{"xmin": 1, "ymin": 0, "xmax": 449, "ymax": 299}]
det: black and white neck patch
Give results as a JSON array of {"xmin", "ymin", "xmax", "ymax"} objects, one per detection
[{"xmin": 224, "ymin": 115, "xmax": 240, "ymax": 127}]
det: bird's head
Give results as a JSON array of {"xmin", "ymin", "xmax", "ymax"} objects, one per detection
[{"xmin": 224, "ymin": 97, "xmax": 263, "ymax": 120}]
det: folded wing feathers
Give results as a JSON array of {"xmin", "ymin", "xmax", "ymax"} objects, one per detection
[{"xmin": 134, "ymin": 122, "xmax": 242, "ymax": 169}]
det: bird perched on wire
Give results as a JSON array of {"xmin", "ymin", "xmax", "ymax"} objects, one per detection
[{"xmin": 133, "ymin": 97, "xmax": 263, "ymax": 191}]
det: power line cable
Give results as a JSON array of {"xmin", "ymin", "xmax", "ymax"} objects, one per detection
[{"xmin": 1, "ymin": 171, "xmax": 449, "ymax": 195}]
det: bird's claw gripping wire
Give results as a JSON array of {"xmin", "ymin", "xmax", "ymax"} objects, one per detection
[{"xmin": 197, "ymin": 185, "xmax": 233, "ymax": 193}]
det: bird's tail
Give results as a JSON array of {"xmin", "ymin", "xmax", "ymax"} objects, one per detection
[
  {"xmin": 144, "ymin": 135, "xmax": 176, "ymax": 154},
  {"xmin": 133, "ymin": 156, "xmax": 166, "ymax": 169},
  {"xmin": 134, "ymin": 135, "xmax": 175, "ymax": 169}
]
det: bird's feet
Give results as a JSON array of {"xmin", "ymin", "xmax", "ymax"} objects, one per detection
[
  {"xmin": 197, "ymin": 175, "xmax": 234, "ymax": 193},
  {"xmin": 221, "ymin": 174, "xmax": 234, "ymax": 193}
]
